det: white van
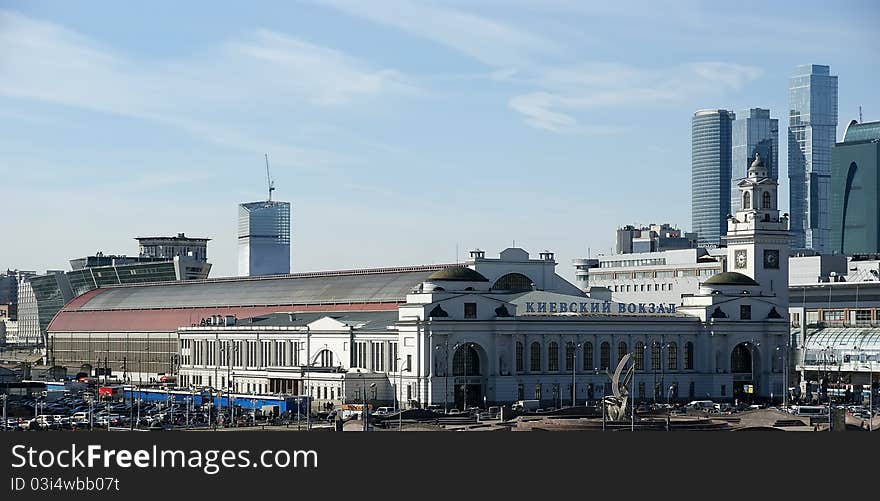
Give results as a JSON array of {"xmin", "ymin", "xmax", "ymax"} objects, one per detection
[{"xmin": 685, "ymin": 400, "xmax": 716, "ymax": 410}]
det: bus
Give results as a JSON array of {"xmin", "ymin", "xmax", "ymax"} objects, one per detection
[{"xmin": 792, "ymin": 405, "xmax": 828, "ymax": 417}]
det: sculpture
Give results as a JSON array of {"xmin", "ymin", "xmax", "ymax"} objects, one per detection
[{"xmin": 603, "ymin": 353, "xmax": 635, "ymax": 421}]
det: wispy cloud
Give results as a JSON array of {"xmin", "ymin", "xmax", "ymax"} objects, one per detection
[
  {"xmin": 315, "ymin": 0, "xmax": 561, "ymax": 69},
  {"xmin": 0, "ymin": 10, "xmax": 414, "ymax": 166},
  {"xmin": 509, "ymin": 62, "xmax": 763, "ymax": 133}
]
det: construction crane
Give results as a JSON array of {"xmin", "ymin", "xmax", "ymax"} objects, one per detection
[{"xmin": 265, "ymin": 153, "xmax": 275, "ymax": 202}]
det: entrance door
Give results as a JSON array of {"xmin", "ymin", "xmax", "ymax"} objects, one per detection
[{"xmin": 455, "ymin": 382, "xmax": 482, "ymax": 410}]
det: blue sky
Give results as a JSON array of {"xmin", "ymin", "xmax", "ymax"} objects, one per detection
[{"xmin": 1, "ymin": 0, "xmax": 878, "ymax": 281}]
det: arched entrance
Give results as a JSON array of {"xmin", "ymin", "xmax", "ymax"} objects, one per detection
[
  {"xmin": 452, "ymin": 344, "xmax": 483, "ymax": 410},
  {"xmin": 731, "ymin": 342, "xmax": 760, "ymax": 403}
]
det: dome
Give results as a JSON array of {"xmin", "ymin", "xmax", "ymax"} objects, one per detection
[
  {"xmin": 427, "ymin": 267, "xmax": 489, "ymax": 282},
  {"xmin": 702, "ymin": 272, "xmax": 759, "ymax": 286}
]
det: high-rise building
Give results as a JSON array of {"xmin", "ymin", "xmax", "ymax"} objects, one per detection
[
  {"xmin": 692, "ymin": 109, "xmax": 735, "ymax": 246},
  {"xmin": 829, "ymin": 120, "xmax": 880, "ymax": 254},
  {"xmin": 789, "ymin": 64, "xmax": 838, "ymax": 252},
  {"xmin": 238, "ymin": 201, "xmax": 291, "ymax": 276},
  {"xmin": 732, "ymin": 108, "xmax": 778, "ymax": 213},
  {"xmin": 135, "ymin": 233, "xmax": 210, "ymax": 262}
]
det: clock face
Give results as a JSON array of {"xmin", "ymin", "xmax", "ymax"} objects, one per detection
[
  {"xmin": 735, "ymin": 249, "xmax": 747, "ymax": 269},
  {"xmin": 764, "ymin": 249, "xmax": 780, "ymax": 269}
]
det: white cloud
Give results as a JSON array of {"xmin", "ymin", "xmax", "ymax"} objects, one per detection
[
  {"xmin": 508, "ymin": 62, "xmax": 763, "ymax": 133},
  {"xmin": 0, "ymin": 10, "xmax": 414, "ymax": 164},
  {"xmin": 315, "ymin": 0, "xmax": 560, "ymax": 68}
]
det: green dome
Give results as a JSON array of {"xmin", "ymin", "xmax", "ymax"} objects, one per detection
[
  {"xmin": 703, "ymin": 272, "xmax": 759, "ymax": 286},
  {"xmin": 428, "ymin": 267, "xmax": 489, "ymax": 282}
]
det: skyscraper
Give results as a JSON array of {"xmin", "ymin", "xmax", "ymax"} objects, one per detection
[
  {"xmin": 238, "ymin": 200, "xmax": 291, "ymax": 276},
  {"xmin": 692, "ymin": 109, "xmax": 735, "ymax": 246},
  {"xmin": 829, "ymin": 120, "xmax": 880, "ymax": 254},
  {"xmin": 788, "ymin": 64, "xmax": 838, "ymax": 252},
  {"xmin": 731, "ymin": 108, "xmax": 778, "ymax": 213}
]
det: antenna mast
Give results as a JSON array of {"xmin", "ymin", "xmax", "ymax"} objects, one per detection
[
  {"xmin": 859, "ymin": 106, "xmax": 863, "ymax": 123},
  {"xmin": 265, "ymin": 153, "xmax": 275, "ymax": 201}
]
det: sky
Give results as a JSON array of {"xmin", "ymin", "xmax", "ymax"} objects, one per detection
[{"xmin": 1, "ymin": 0, "xmax": 878, "ymax": 283}]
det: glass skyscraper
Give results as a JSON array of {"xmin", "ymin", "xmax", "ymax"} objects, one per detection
[
  {"xmin": 238, "ymin": 200, "xmax": 291, "ymax": 276},
  {"xmin": 829, "ymin": 120, "xmax": 880, "ymax": 254},
  {"xmin": 731, "ymin": 108, "xmax": 778, "ymax": 213},
  {"xmin": 692, "ymin": 109, "xmax": 734, "ymax": 246},
  {"xmin": 789, "ymin": 64, "xmax": 838, "ymax": 252}
]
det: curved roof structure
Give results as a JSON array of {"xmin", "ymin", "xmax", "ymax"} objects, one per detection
[
  {"xmin": 428, "ymin": 267, "xmax": 489, "ymax": 282},
  {"xmin": 843, "ymin": 120, "xmax": 880, "ymax": 143},
  {"xmin": 804, "ymin": 327, "xmax": 880, "ymax": 352},
  {"xmin": 702, "ymin": 272, "xmax": 759, "ymax": 286},
  {"xmin": 50, "ymin": 264, "xmax": 457, "ymax": 333}
]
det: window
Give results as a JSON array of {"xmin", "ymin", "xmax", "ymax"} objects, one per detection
[
  {"xmin": 517, "ymin": 384, "xmax": 524, "ymax": 401},
  {"xmin": 516, "ymin": 342, "xmax": 524, "ymax": 372},
  {"xmin": 352, "ymin": 341, "xmax": 367, "ymax": 368},
  {"xmin": 635, "ymin": 342, "xmax": 645, "ymax": 370},
  {"xmin": 464, "ymin": 303, "xmax": 477, "ymax": 319},
  {"xmin": 743, "ymin": 191, "xmax": 751, "ymax": 209},
  {"xmin": 685, "ymin": 342, "xmax": 694, "ymax": 370},
  {"xmin": 548, "ymin": 342, "xmax": 559, "ymax": 371},
  {"xmin": 822, "ymin": 310, "xmax": 844, "ymax": 322},
  {"xmin": 390, "ymin": 342, "xmax": 398, "ymax": 371},
  {"xmin": 371, "ymin": 342, "xmax": 385, "ymax": 371},
  {"xmin": 406, "ymin": 355, "xmax": 412, "ymax": 372},
  {"xmin": 617, "ymin": 342, "xmax": 627, "ymax": 367},
  {"xmin": 854, "ymin": 310, "xmax": 871, "ymax": 325},
  {"xmin": 565, "ymin": 342, "xmax": 575, "ymax": 371},
  {"xmin": 667, "ymin": 342, "xmax": 678, "ymax": 370},
  {"xmin": 582, "ymin": 342, "xmax": 593, "ymax": 371},
  {"xmin": 530, "ymin": 342, "xmax": 542, "ymax": 371},
  {"xmin": 740, "ymin": 305, "xmax": 752, "ymax": 320},
  {"xmin": 651, "ymin": 342, "xmax": 661, "ymax": 370},
  {"xmin": 491, "ymin": 273, "xmax": 533, "ymax": 292},
  {"xmin": 600, "ymin": 342, "xmax": 610, "ymax": 370},
  {"xmin": 318, "ymin": 349, "xmax": 334, "ymax": 368},
  {"xmin": 689, "ymin": 382, "xmax": 695, "ymax": 398},
  {"xmin": 721, "ymin": 384, "xmax": 726, "ymax": 396},
  {"xmin": 762, "ymin": 191, "xmax": 771, "ymax": 209},
  {"xmin": 534, "ymin": 384, "xmax": 542, "ymax": 400}
]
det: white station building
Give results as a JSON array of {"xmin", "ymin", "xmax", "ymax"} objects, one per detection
[{"xmin": 50, "ymin": 156, "xmax": 791, "ymax": 409}]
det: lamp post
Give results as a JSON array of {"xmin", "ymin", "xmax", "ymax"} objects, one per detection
[
  {"xmin": 776, "ymin": 345, "xmax": 788, "ymax": 409},
  {"xmin": 434, "ymin": 341, "xmax": 450, "ymax": 413},
  {"xmin": 396, "ymin": 356, "xmax": 404, "ymax": 430},
  {"xmin": 571, "ymin": 343, "xmax": 582, "ymax": 407},
  {"xmin": 1, "ymin": 394, "xmax": 7, "ymax": 431},
  {"xmin": 744, "ymin": 340, "xmax": 760, "ymax": 404}
]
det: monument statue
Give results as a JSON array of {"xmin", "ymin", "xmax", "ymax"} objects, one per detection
[{"xmin": 603, "ymin": 353, "xmax": 635, "ymax": 421}]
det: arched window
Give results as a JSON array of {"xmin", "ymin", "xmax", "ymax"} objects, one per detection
[
  {"xmin": 667, "ymin": 342, "xmax": 678, "ymax": 370},
  {"xmin": 315, "ymin": 349, "xmax": 334, "ymax": 367},
  {"xmin": 651, "ymin": 342, "xmax": 661, "ymax": 371},
  {"xmin": 685, "ymin": 342, "xmax": 694, "ymax": 370},
  {"xmin": 600, "ymin": 342, "xmax": 610, "ymax": 370},
  {"xmin": 743, "ymin": 191, "xmax": 751, "ymax": 209},
  {"xmin": 491, "ymin": 273, "xmax": 533, "ymax": 292},
  {"xmin": 548, "ymin": 342, "xmax": 559, "ymax": 371},
  {"xmin": 530, "ymin": 342, "xmax": 542, "ymax": 372},
  {"xmin": 515, "ymin": 342, "xmax": 524, "ymax": 372},
  {"xmin": 565, "ymin": 342, "xmax": 575, "ymax": 371},
  {"xmin": 617, "ymin": 342, "xmax": 627, "ymax": 367},
  {"xmin": 453, "ymin": 344, "xmax": 480, "ymax": 376},
  {"xmin": 762, "ymin": 191, "xmax": 771, "ymax": 209},
  {"xmin": 582, "ymin": 342, "xmax": 593, "ymax": 371},
  {"xmin": 635, "ymin": 342, "xmax": 645, "ymax": 370},
  {"xmin": 731, "ymin": 344, "xmax": 752, "ymax": 373}
]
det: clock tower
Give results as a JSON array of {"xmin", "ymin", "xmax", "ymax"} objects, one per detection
[{"xmin": 723, "ymin": 152, "xmax": 790, "ymax": 310}]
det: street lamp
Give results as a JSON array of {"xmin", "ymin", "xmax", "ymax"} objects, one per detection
[
  {"xmin": 435, "ymin": 341, "xmax": 450, "ymax": 413},
  {"xmin": 1, "ymin": 394, "xmax": 7, "ymax": 431},
  {"xmin": 776, "ymin": 345, "xmax": 789, "ymax": 409},
  {"xmin": 395, "ymin": 356, "xmax": 404, "ymax": 430},
  {"xmin": 571, "ymin": 343, "xmax": 582, "ymax": 407},
  {"xmin": 744, "ymin": 340, "xmax": 760, "ymax": 404}
]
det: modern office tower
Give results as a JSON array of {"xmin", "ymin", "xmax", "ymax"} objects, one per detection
[
  {"xmin": 732, "ymin": 108, "xmax": 778, "ymax": 213},
  {"xmin": 136, "ymin": 233, "xmax": 210, "ymax": 262},
  {"xmin": 238, "ymin": 201, "xmax": 291, "ymax": 276},
  {"xmin": 692, "ymin": 109, "xmax": 735, "ymax": 246},
  {"xmin": 789, "ymin": 64, "xmax": 838, "ymax": 252},
  {"xmin": 829, "ymin": 120, "xmax": 880, "ymax": 254}
]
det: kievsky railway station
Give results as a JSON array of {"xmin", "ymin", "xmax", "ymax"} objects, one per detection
[{"xmin": 47, "ymin": 163, "xmax": 790, "ymax": 410}]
